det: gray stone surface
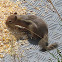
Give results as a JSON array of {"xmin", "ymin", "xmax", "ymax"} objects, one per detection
[{"xmin": 1, "ymin": 0, "xmax": 62, "ymax": 62}]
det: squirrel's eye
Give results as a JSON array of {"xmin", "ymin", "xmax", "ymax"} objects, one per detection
[{"xmin": 8, "ymin": 20, "xmax": 12, "ymax": 23}]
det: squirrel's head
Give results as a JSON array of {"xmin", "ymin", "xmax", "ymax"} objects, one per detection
[{"xmin": 5, "ymin": 12, "xmax": 18, "ymax": 28}]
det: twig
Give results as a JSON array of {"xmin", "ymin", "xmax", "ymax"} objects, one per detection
[
  {"xmin": 47, "ymin": 0, "xmax": 62, "ymax": 20},
  {"xmin": 15, "ymin": 25, "xmax": 42, "ymax": 39}
]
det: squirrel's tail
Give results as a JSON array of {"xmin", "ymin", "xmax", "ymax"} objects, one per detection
[
  {"xmin": 47, "ymin": 43, "xmax": 58, "ymax": 50},
  {"xmin": 38, "ymin": 34, "xmax": 58, "ymax": 51}
]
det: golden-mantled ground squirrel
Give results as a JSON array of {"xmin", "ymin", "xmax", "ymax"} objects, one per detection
[{"xmin": 5, "ymin": 12, "xmax": 58, "ymax": 51}]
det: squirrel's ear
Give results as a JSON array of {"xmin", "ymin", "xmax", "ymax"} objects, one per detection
[
  {"xmin": 15, "ymin": 16, "xmax": 17, "ymax": 20},
  {"xmin": 14, "ymin": 12, "xmax": 17, "ymax": 14}
]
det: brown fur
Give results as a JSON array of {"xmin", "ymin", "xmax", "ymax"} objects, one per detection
[{"xmin": 5, "ymin": 13, "xmax": 58, "ymax": 51}]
